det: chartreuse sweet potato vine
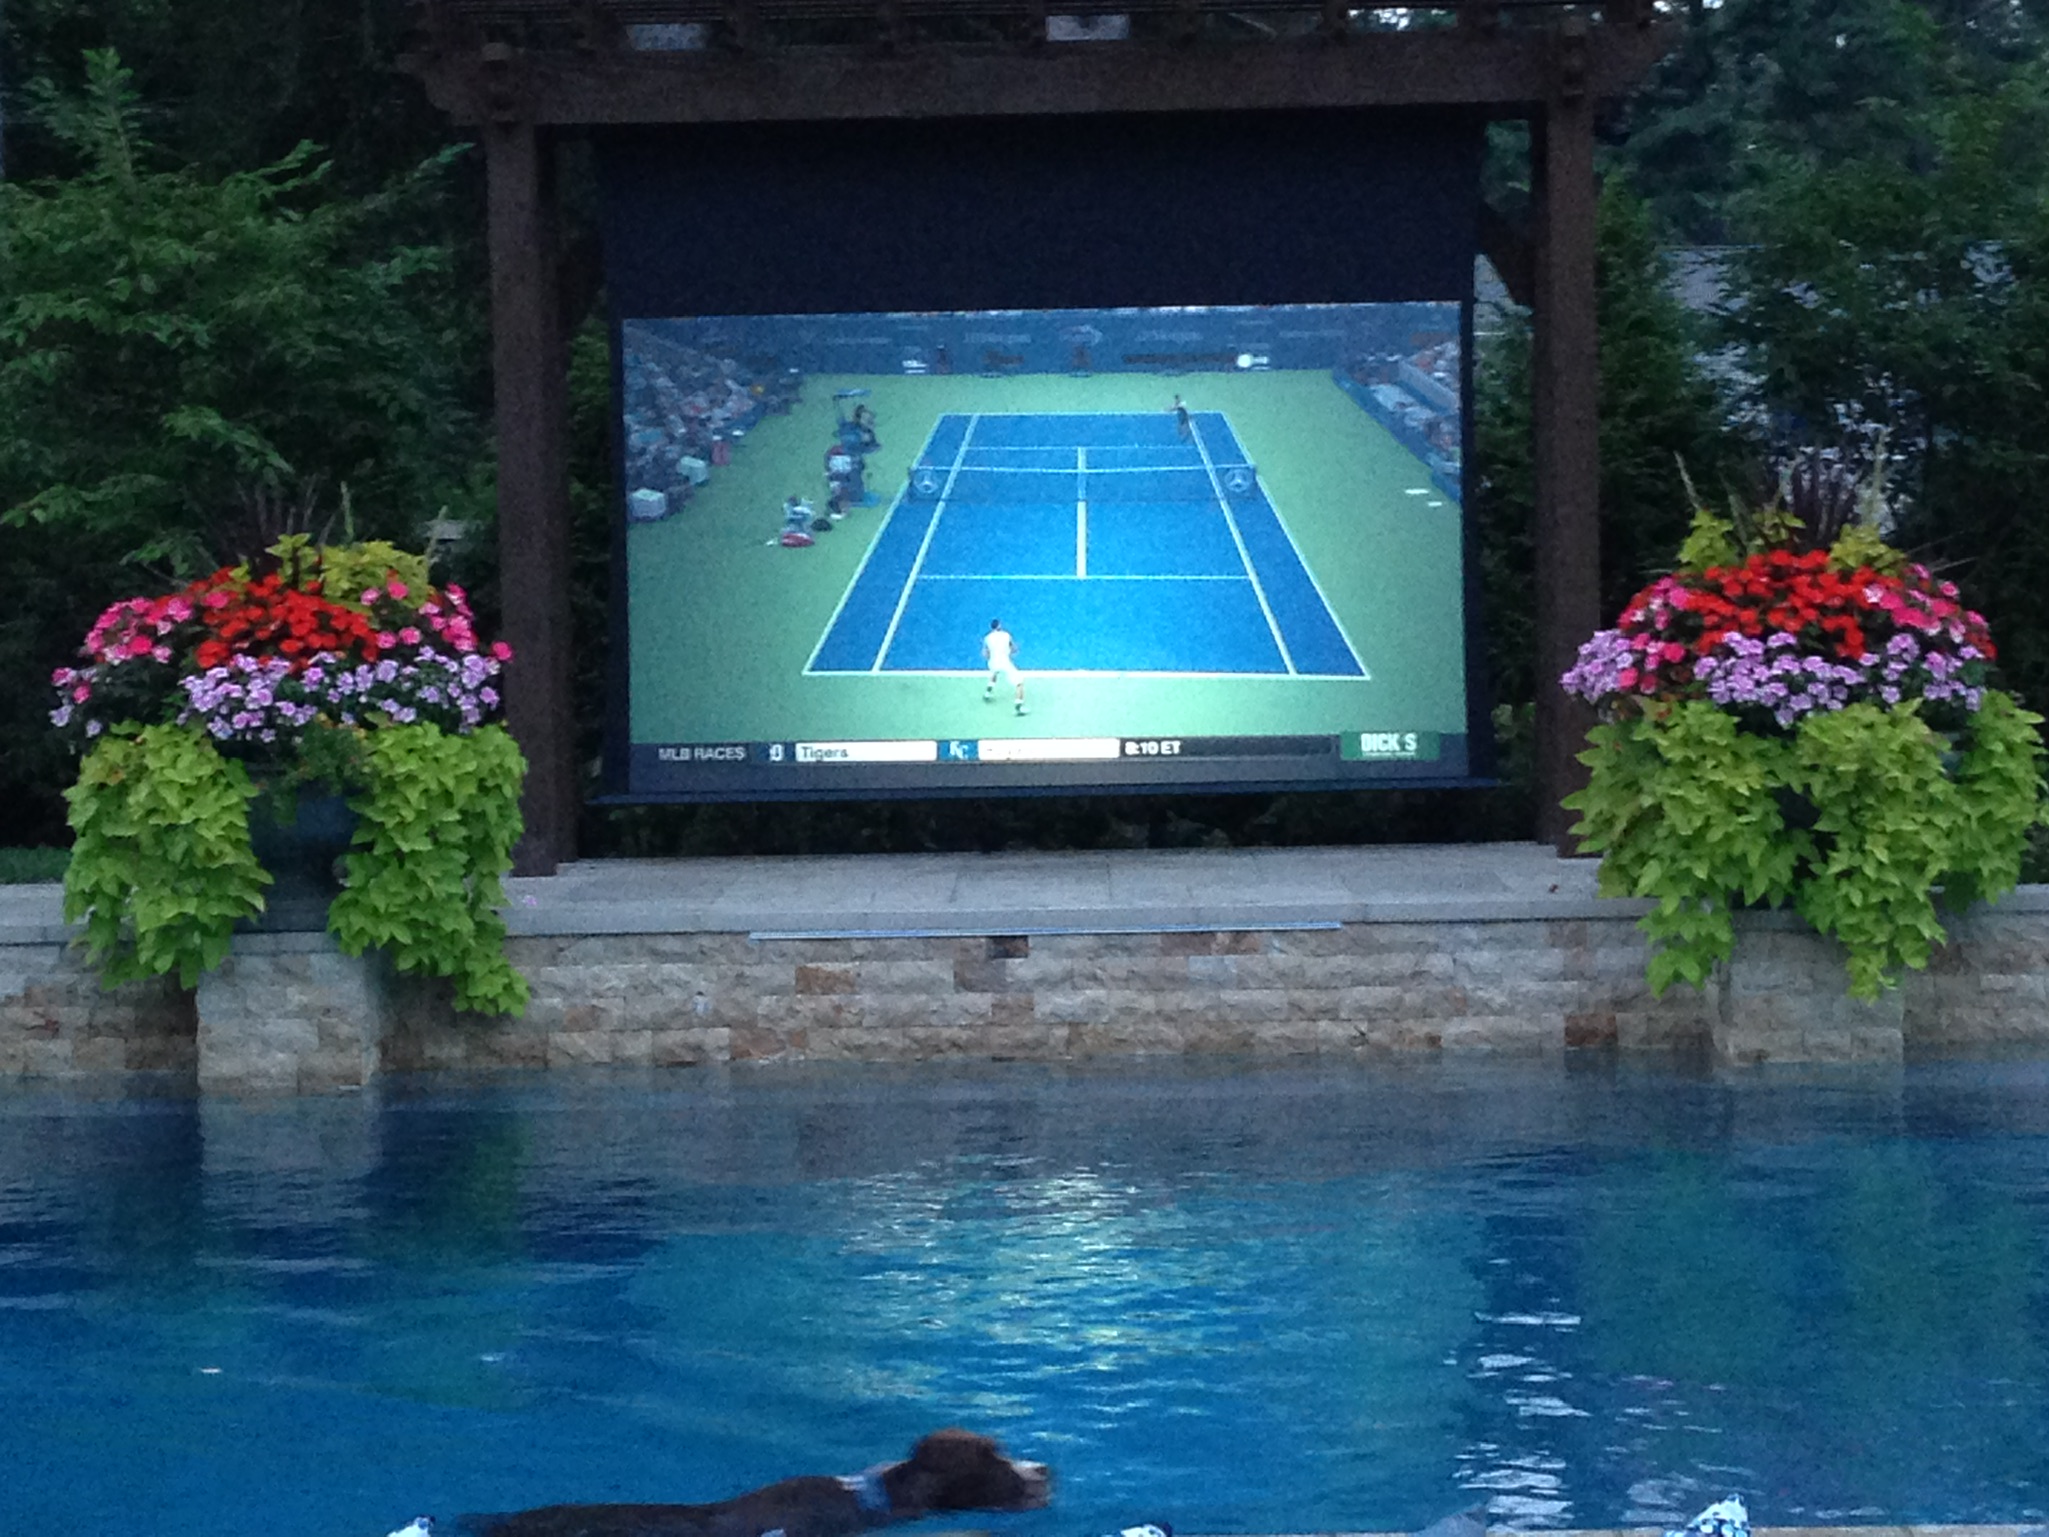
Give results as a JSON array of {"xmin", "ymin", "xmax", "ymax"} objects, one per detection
[
  {"xmin": 1564, "ymin": 457, "xmax": 2047, "ymax": 999},
  {"xmin": 1571, "ymin": 696, "xmax": 2044, "ymax": 998},
  {"xmin": 63, "ymin": 724, "xmax": 270, "ymax": 987},
  {"xmin": 330, "ymin": 723, "xmax": 529, "ymax": 1016},
  {"xmin": 63, "ymin": 721, "xmax": 529, "ymax": 1012}
]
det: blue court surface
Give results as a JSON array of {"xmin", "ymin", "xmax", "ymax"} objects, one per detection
[{"xmin": 807, "ymin": 411, "xmax": 1369, "ymax": 678}]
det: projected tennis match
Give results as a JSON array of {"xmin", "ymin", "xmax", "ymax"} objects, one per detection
[{"xmin": 617, "ymin": 302, "xmax": 1476, "ymax": 797}]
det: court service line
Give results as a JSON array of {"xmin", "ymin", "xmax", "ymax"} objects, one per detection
[
  {"xmin": 918, "ymin": 573, "xmax": 1243, "ymax": 582},
  {"xmin": 873, "ymin": 413, "xmax": 978, "ymax": 672},
  {"xmin": 1191, "ymin": 416, "xmax": 1296, "ymax": 676},
  {"xmin": 801, "ymin": 414, "xmax": 948, "ymax": 677},
  {"xmin": 818, "ymin": 666, "xmax": 1365, "ymax": 679}
]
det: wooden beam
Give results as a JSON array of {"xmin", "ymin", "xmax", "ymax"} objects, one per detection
[
  {"xmin": 1529, "ymin": 67, "xmax": 1601, "ymax": 854},
  {"xmin": 485, "ymin": 121, "xmax": 578, "ymax": 875},
  {"xmin": 406, "ymin": 23, "xmax": 1675, "ymax": 124}
]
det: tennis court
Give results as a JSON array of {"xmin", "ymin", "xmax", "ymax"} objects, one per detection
[{"xmin": 807, "ymin": 411, "xmax": 1369, "ymax": 679}]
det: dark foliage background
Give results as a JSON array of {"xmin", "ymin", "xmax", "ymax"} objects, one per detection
[{"xmin": 4, "ymin": 0, "xmax": 2046, "ymax": 857}]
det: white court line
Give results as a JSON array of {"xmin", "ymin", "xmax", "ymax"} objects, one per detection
[
  {"xmin": 1206, "ymin": 415, "xmax": 1373, "ymax": 680},
  {"xmin": 804, "ymin": 666, "xmax": 1366, "ymax": 679},
  {"xmin": 801, "ymin": 415, "xmax": 947, "ymax": 676},
  {"xmin": 1191, "ymin": 416, "xmax": 1295, "ymax": 676},
  {"xmin": 949, "ymin": 462, "xmax": 1241, "ymax": 476},
  {"xmin": 873, "ymin": 413, "xmax": 978, "ymax": 672},
  {"xmin": 1076, "ymin": 446, "xmax": 1087, "ymax": 578},
  {"xmin": 918, "ymin": 573, "xmax": 1243, "ymax": 582}
]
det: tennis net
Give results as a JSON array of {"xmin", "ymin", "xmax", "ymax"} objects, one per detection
[{"xmin": 905, "ymin": 463, "xmax": 1259, "ymax": 504}]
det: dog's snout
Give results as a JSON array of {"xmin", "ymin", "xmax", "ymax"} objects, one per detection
[{"xmin": 1012, "ymin": 1460, "xmax": 1053, "ymax": 1505}]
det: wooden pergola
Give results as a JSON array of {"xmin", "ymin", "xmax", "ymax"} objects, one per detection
[{"xmin": 402, "ymin": 0, "xmax": 1674, "ymax": 875}]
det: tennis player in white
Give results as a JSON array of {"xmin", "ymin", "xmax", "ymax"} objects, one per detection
[{"xmin": 983, "ymin": 618, "xmax": 1026, "ymax": 716}]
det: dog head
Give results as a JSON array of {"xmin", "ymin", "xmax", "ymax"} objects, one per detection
[{"xmin": 881, "ymin": 1429, "xmax": 1051, "ymax": 1516}]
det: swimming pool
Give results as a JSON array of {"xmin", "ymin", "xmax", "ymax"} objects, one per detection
[{"xmin": 5, "ymin": 1056, "xmax": 2049, "ymax": 1537}]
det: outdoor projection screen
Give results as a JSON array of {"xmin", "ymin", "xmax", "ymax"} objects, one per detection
[{"xmin": 599, "ymin": 111, "xmax": 1489, "ymax": 799}]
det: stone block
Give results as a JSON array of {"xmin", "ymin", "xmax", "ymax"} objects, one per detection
[
  {"xmin": 1440, "ymin": 1015, "xmax": 1560, "ymax": 1053},
  {"xmin": 1033, "ymin": 990, "xmax": 1113, "ymax": 1026},
  {"xmin": 795, "ymin": 963, "xmax": 856, "ymax": 995},
  {"xmin": 729, "ymin": 1024, "xmax": 805, "ymax": 1060},
  {"xmin": 195, "ymin": 936, "xmax": 389, "ymax": 1093},
  {"xmin": 851, "ymin": 959, "xmax": 956, "ymax": 995},
  {"xmin": 650, "ymin": 1027, "xmax": 727, "ymax": 1066},
  {"xmin": 1709, "ymin": 920, "xmax": 1904, "ymax": 1064},
  {"xmin": 951, "ymin": 956, "xmax": 1031, "ymax": 994},
  {"xmin": 1564, "ymin": 1010, "xmax": 1619, "ymax": 1048}
]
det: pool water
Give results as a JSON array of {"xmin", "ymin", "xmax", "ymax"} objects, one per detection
[{"xmin": 6, "ymin": 1056, "xmax": 2049, "ymax": 1537}]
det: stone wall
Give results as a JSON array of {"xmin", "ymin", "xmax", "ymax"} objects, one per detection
[
  {"xmin": 8, "ymin": 849, "xmax": 2049, "ymax": 1090},
  {"xmin": 377, "ymin": 918, "xmax": 1712, "ymax": 1073},
  {"xmin": 0, "ymin": 933, "xmax": 194, "ymax": 1078}
]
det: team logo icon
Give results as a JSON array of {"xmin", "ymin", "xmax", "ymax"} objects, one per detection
[
  {"xmin": 1223, "ymin": 466, "xmax": 1256, "ymax": 495},
  {"xmin": 914, "ymin": 469, "xmax": 943, "ymax": 496}
]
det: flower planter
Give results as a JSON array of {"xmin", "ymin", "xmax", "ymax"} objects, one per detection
[
  {"xmin": 1562, "ymin": 456, "xmax": 2044, "ymax": 1013},
  {"xmin": 242, "ymin": 792, "xmax": 358, "ymax": 932},
  {"xmin": 54, "ymin": 537, "xmax": 531, "ymax": 1025}
]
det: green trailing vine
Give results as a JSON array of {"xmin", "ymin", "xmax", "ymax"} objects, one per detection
[
  {"xmin": 329, "ymin": 723, "xmax": 529, "ymax": 1015},
  {"xmin": 1571, "ymin": 702, "xmax": 1809, "ymax": 994},
  {"xmin": 62, "ymin": 725, "xmax": 269, "ymax": 987},
  {"xmin": 1569, "ymin": 695, "xmax": 2047, "ymax": 1001},
  {"xmin": 1943, "ymin": 688, "xmax": 2048, "ymax": 908},
  {"xmin": 1786, "ymin": 704, "xmax": 1963, "ymax": 997}
]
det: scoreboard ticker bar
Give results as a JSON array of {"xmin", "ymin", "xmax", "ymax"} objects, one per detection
[{"xmin": 654, "ymin": 734, "xmax": 1400, "ymax": 767}]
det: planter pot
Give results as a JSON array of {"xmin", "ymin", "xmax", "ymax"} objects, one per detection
[{"xmin": 242, "ymin": 792, "xmax": 359, "ymax": 933}]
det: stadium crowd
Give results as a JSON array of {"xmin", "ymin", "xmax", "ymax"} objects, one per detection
[{"xmin": 621, "ymin": 334, "xmax": 802, "ymax": 521}]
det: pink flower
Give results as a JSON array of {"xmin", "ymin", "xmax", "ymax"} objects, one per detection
[
  {"xmin": 446, "ymin": 584, "xmax": 466, "ymax": 602},
  {"xmin": 1660, "ymin": 642, "xmax": 1686, "ymax": 664},
  {"xmin": 202, "ymin": 591, "xmax": 231, "ymax": 611},
  {"xmin": 72, "ymin": 685, "xmax": 91, "ymax": 703},
  {"xmin": 362, "ymin": 588, "xmax": 382, "ymax": 606},
  {"xmin": 1617, "ymin": 667, "xmax": 1639, "ymax": 690},
  {"xmin": 399, "ymin": 626, "xmax": 422, "ymax": 645},
  {"xmin": 125, "ymin": 635, "xmax": 154, "ymax": 657},
  {"xmin": 166, "ymin": 597, "xmax": 193, "ymax": 622},
  {"xmin": 377, "ymin": 632, "xmax": 399, "ymax": 648},
  {"xmin": 490, "ymin": 641, "xmax": 513, "ymax": 662},
  {"xmin": 385, "ymin": 579, "xmax": 409, "ymax": 599},
  {"xmin": 151, "ymin": 646, "xmax": 171, "ymax": 664}
]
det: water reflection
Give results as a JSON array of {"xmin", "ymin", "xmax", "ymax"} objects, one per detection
[{"xmin": 2, "ymin": 1059, "xmax": 2049, "ymax": 1536}]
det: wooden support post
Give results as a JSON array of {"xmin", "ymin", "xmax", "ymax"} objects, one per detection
[
  {"xmin": 485, "ymin": 118, "xmax": 577, "ymax": 875},
  {"xmin": 1530, "ymin": 73, "xmax": 1601, "ymax": 854}
]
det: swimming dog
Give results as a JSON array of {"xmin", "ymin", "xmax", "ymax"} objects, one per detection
[{"xmin": 461, "ymin": 1428, "xmax": 1052, "ymax": 1537}]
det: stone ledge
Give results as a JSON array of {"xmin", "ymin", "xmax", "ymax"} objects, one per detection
[{"xmin": 14, "ymin": 845, "xmax": 2049, "ymax": 943}]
